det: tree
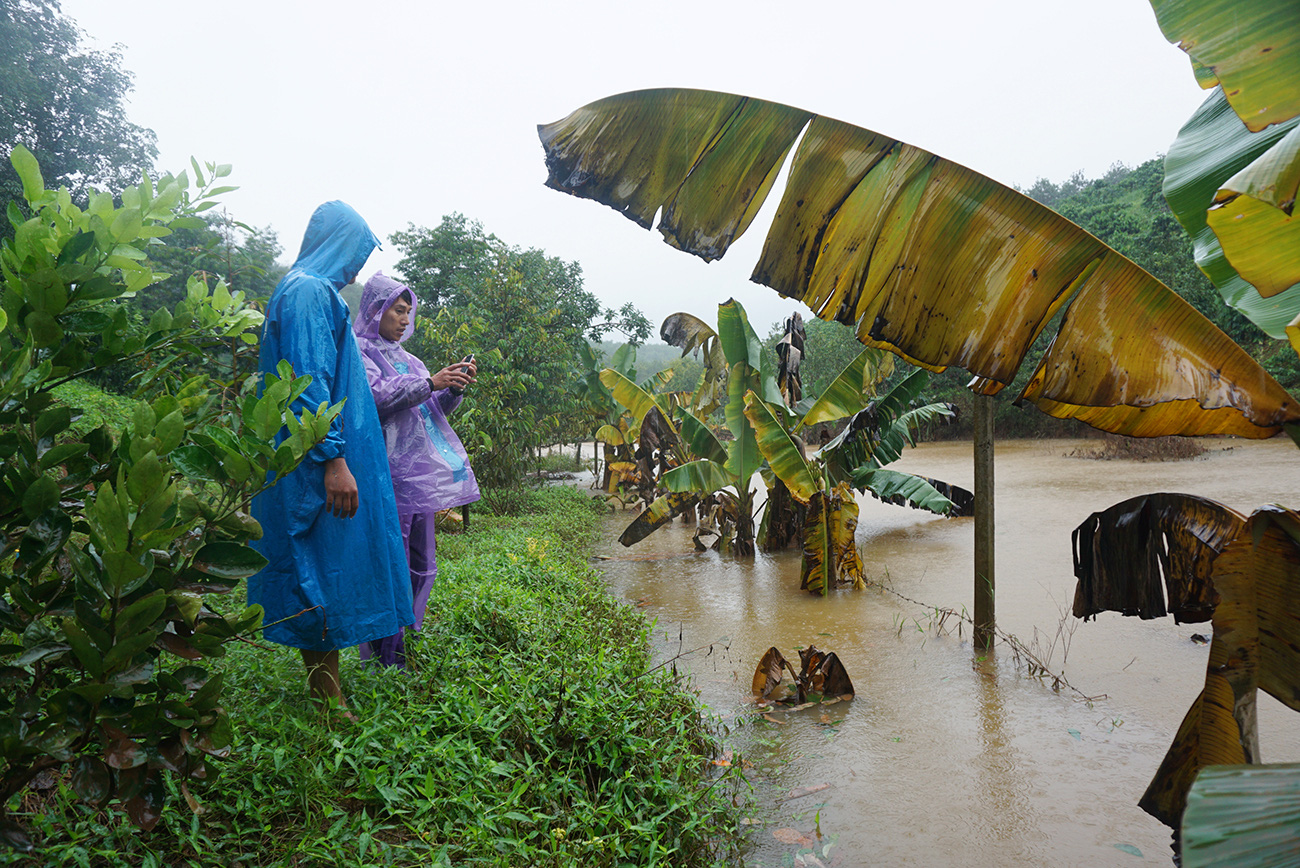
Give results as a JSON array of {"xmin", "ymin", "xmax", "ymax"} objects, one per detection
[
  {"xmin": 394, "ymin": 214, "xmax": 651, "ymax": 492},
  {"xmin": 0, "ymin": 1, "xmax": 158, "ymax": 222}
]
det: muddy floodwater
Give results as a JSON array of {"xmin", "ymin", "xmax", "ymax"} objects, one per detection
[{"xmin": 590, "ymin": 438, "xmax": 1300, "ymax": 867}]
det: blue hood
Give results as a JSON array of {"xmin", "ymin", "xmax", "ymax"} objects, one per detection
[{"xmin": 292, "ymin": 200, "xmax": 381, "ymax": 289}]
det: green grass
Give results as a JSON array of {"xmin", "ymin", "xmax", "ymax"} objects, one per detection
[
  {"xmin": 5, "ymin": 487, "xmax": 741, "ymax": 867},
  {"xmin": 49, "ymin": 380, "xmax": 140, "ymax": 436}
]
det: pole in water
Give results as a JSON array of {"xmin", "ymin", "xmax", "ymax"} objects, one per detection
[{"xmin": 973, "ymin": 393, "xmax": 995, "ymax": 650}]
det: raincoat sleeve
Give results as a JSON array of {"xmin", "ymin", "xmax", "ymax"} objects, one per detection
[
  {"xmin": 361, "ymin": 353, "xmax": 433, "ymax": 417},
  {"xmin": 276, "ymin": 285, "xmax": 346, "ymax": 463},
  {"xmin": 434, "ymin": 387, "xmax": 463, "ymax": 415}
]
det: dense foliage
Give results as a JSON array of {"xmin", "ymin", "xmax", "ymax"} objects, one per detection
[
  {"xmin": 393, "ymin": 214, "xmax": 651, "ymax": 492},
  {"xmin": 9, "ymin": 487, "xmax": 741, "ymax": 867},
  {"xmin": 0, "ymin": 150, "xmax": 339, "ymax": 852}
]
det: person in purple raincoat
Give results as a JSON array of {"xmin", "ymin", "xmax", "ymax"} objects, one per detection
[{"xmin": 352, "ymin": 271, "xmax": 481, "ymax": 667}]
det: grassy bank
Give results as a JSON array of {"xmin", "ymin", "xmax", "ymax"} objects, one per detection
[{"xmin": 8, "ymin": 487, "xmax": 740, "ymax": 867}]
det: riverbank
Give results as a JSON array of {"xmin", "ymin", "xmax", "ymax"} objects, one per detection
[{"xmin": 9, "ymin": 487, "xmax": 741, "ymax": 867}]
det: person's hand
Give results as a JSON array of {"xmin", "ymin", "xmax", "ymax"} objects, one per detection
[
  {"xmin": 323, "ymin": 457, "xmax": 358, "ymax": 518},
  {"xmin": 429, "ymin": 361, "xmax": 476, "ymax": 392}
]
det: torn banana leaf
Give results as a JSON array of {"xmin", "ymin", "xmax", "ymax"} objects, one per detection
[
  {"xmin": 540, "ymin": 89, "xmax": 1299, "ymax": 437},
  {"xmin": 1071, "ymin": 493, "xmax": 1245, "ymax": 623},
  {"xmin": 617, "ymin": 492, "xmax": 698, "ymax": 547}
]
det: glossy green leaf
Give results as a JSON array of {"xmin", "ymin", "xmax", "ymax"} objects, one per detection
[
  {"xmin": 722, "ymin": 363, "xmax": 763, "ymax": 486},
  {"xmin": 662, "ymin": 459, "xmax": 733, "ymax": 496},
  {"xmin": 1150, "ymin": 0, "xmax": 1300, "ymax": 132},
  {"xmin": 10, "ymin": 144, "xmax": 44, "ymax": 203},
  {"xmin": 798, "ymin": 348, "xmax": 893, "ymax": 431},
  {"xmin": 1181, "ymin": 763, "xmax": 1300, "ymax": 868},
  {"xmin": 1165, "ymin": 88, "xmax": 1300, "ymax": 339},
  {"xmin": 676, "ymin": 408, "xmax": 728, "ymax": 467},
  {"xmin": 851, "ymin": 468, "xmax": 956, "ymax": 516},
  {"xmin": 743, "ymin": 391, "xmax": 819, "ymax": 503},
  {"xmin": 189, "ymin": 542, "xmax": 268, "ymax": 581},
  {"xmin": 541, "ymin": 88, "xmax": 1300, "ymax": 438}
]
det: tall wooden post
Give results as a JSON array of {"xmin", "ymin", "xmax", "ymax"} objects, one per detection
[{"xmin": 973, "ymin": 394, "xmax": 995, "ymax": 650}]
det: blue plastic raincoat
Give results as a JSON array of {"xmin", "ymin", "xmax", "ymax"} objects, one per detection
[{"xmin": 250, "ymin": 201, "xmax": 413, "ymax": 651}]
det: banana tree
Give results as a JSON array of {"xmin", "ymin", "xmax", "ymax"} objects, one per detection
[
  {"xmin": 537, "ymin": 88, "xmax": 1298, "ymax": 439},
  {"xmin": 746, "ymin": 366, "xmax": 970, "ymax": 595},
  {"xmin": 1072, "ymin": 497, "xmax": 1300, "ymax": 836}
]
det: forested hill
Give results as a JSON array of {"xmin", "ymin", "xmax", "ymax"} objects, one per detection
[{"xmin": 1021, "ymin": 159, "xmax": 1296, "ymax": 390}]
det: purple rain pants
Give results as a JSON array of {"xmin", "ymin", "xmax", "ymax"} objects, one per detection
[{"xmin": 359, "ymin": 511, "xmax": 436, "ymax": 668}]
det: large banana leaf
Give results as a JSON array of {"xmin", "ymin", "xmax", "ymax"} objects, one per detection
[
  {"xmin": 598, "ymin": 368, "xmax": 675, "ymax": 434},
  {"xmin": 1073, "ymin": 499, "xmax": 1300, "ymax": 829},
  {"xmin": 1149, "ymin": 0, "xmax": 1300, "ymax": 133},
  {"xmin": 1181, "ymin": 763, "xmax": 1300, "ymax": 868},
  {"xmin": 676, "ymin": 408, "xmax": 728, "ymax": 467},
  {"xmin": 540, "ymin": 89, "xmax": 1299, "ymax": 438},
  {"xmin": 851, "ymin": 468, "xmax": 956, "ymax": 516},
  {"xmin": 743, "ymin": 392, "xmax": 820, "ymax": 503},
  {"xmin": 798, "ymin": 347, "xmax": 894, "ymax": 431},
  {"xmin": 1164, "ymin": 88, "xmax": 1300, "ymax": 341},
  {"xmin": 662, "ymin": 459, "xmax": 733, "ymax": 497},
  {"xmin": 722, "ymin": 362, "xmax": 764, "ymax": 487},
  {"xmin": 618, "ymin": 491, "xmax": 699, "ymax": 547}
]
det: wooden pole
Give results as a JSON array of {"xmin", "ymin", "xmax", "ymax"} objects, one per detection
[{"xmin": 973, "ymin": 393, "xmax": 995, "ymax": 650}]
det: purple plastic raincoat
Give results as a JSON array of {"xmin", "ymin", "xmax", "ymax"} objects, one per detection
[
  {"xmin": 353, "ymin": 272, "xmax": 480, "ymax": 666},
  {"xmin": 250, "ymin": 202, "xmax": 413, "ymax": 652}
]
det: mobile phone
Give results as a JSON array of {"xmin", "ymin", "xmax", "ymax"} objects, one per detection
[{"xmin": 461, "ymin": 353, "xmax": 474, "ymax": 371}]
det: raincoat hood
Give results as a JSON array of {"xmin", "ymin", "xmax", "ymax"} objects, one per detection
[
  {"xmin": 292, "ymin": 200, "xmax": 381, "ymax": 289},
  {"xmin": 356, "ymin": 271, "xmax": 417, "ymax": 342}
]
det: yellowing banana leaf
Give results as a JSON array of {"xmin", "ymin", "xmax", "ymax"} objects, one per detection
[
  {"xmin": 676, "ymin": 408, "xmax": 728, "ymax": 467},
  {"xmin": 799, "ymin": 485, "xmax": 862, "ymax": 596},
  {"xmin": 797, "ymin": 347, "xmax": 893, "ymax": 432},
  {"xmin": 1181, "ymin": 763, "xmax": 1300, "ymax": 868},
  {"xmin": 1206, "ymin": 125, "xmax": 1300, "ymax": 298},
  {"xmin": 1165, "ymin": 87, "xmax": 1300, "ymax": 340},
  {"xmin": 1071, "ymin": 493, "xmax": 1245, "ymax": 623},
  {"xmin": 599, "ymin": 368, "xmax": 676, "ymax": 434},
  {"xmin": 594, "ymin": 424, "xmax": 624, "ymax": 446},
  {"xmin": 617, "ymin": 491, "xmax": 698, "ymax": 547},
  {"xmin": 1149, "ymin": 0, "xmax": 1300, "ymax": 132},
  {"xmin": 743, "ymin": 391, "xmax": 820, "ymax": 503},
  {"xmin": 541, "ymin": 89, "xmax": 1299, "ymax": 438}
]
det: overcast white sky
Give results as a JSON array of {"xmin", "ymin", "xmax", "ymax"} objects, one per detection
[{"xmin": 58, "ymin": 0, "xmax": 1207, "ymax": 339}]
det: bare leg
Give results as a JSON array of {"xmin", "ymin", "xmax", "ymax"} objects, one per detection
[{"xmin": 300, "ymin": 649, "xmax": 355, "ymax": 721}]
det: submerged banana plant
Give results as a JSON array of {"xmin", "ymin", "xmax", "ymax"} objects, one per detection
[{"xmin": 1072, "ymin": 496, "xmax": 1300, "ymax": 832}]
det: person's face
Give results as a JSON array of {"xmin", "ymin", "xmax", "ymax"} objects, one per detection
[{"xmin": 378, "ymin": 296, "xmax": 412, "ymax": 341}]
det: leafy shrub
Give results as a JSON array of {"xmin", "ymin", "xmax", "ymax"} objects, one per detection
[{"xmin": 0, "ymin": 148, "xmax": 339, "ymax": 852}]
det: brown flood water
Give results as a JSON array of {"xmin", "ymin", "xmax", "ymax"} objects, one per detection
[{"xmin": 590, "ymin": 437, "xmax": 1300, "ymax": 867}]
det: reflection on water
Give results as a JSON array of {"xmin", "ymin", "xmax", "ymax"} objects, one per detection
[{"xmin": 593, "ymin": 438, "xmax": 1300, "ymax": 867}]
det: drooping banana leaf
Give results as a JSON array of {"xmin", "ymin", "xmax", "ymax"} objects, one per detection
[
  {"xmin": 593, "ymin": 424, "xmax": 624, "ymax": 446},
  {"xmin": 743, "ymin": 391, "xmax": 820, "ymax": 503},
  {"xmin": 851, "ymin": 468, "xmax": 956, "ymax": 516},
  {"xmin": 1149, "ymin": 0, "xmax": 1300, "ymax": 133},
  {"xmin": 797, "ymin": 347, "xmax": 894, "ymax": 432},
  {"xmin": 775, "ymin": 311, "xmax": 805, "ymax": 408},
  {"xmin": 799, "ymin": 484, "xmax": 863, "ymax": 595},
  {"xmin": 1181, "ymin": 763, "xmax": 1300, "ymax": 868},
  {"xmin": 540, "ymin": 89, "xmax": 1299, "ymax": 438},
  {"xmin": 618, "ymin": 491, "xmax": 699, "ymax": 547},
  {"xmin": 821, "ymin": 368, "xmax": 933, "ymax": 481},
  {"xmin": 1164, "ymin": 87, "xmax": 1300, "ymax": 340},
  {"xmin": 1071, "ymin": 493, "xmax": 1245, "ymax": 623}
]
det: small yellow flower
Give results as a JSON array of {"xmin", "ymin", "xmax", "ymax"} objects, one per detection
[{"xmin": 552, "ymin": 826, "xmax": 566, "ymax": 841}]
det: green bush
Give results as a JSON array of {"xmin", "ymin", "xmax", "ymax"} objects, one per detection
[{"xmin": 0, "ymin": 149, "xmax": 340, "ymax": 853}]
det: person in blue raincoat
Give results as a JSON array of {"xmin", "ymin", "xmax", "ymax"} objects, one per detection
[{"xmin": 250, "ymin": 201, "xmax": 412, "ymax": 715}]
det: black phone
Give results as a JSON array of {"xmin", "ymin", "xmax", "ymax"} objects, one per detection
[{"xmin": 461, "ymin": 353, "xmax": 474, "ymax": 370}]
